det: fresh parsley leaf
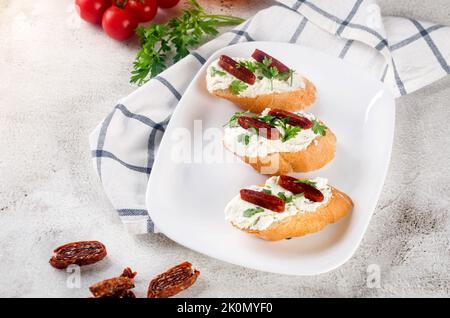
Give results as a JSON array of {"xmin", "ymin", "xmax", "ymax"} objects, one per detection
[
  {"xmin": 262, "ymin": 56, "xmax": 272, "ymax": 67},
  {"xmin": 230, "ymin": 80, "xmax": 248, "ymax": 95},
  {"xmin": 236, "ymin": 56, "xmax": 295, "ymax": 90},
  {"xmin": 211, "ymin": 66, "xmax": 226, "ymax": 77},
  {"xmin": 237, "ymin": 133, "xmax": 250, "ymax": 145},
  {"xmin": 278, "ymin": 192, "xmax": 304, "ymax": 203},
  {"xmin": 261, "ymin": 189, "xmax": 272, "ymax": 195},
  {"xmin": 267, "ymin": 116, "xmax": 300, "ymax": 142},
  {"xmin": 294, "ymin": 180, "xmax": 317, "ymax": 188},
  {"xmin": 237, "ymin": 60, "xmax": 258, "ymax": 72},
  {"xmin": 312, "ymin": 120, "xmax": 327, "ymax": 136},
  {"xmin": 225, "ymin": 111, "xmax": 247, "ymax": 128},
  {"xmin": 256, "ymin": 115, "xmax": 277, "ymax": 126},
  {"xmin": 281, "ymin": 125, "xmax": 301, "ymax": 142},
  {"xmin": 130, "ymin": 0, "xmax": 244, "ymax": 85},
  {"xmin": 249, "ymin": 114, "xmax": 301, "ymax": 142},
  {"xmin": 243, "ymin": 207, "xmax": 264, "ymax": 217},
  {"xmin": 277, "ymin": 192, "xmax": 293, "ymax": 203}
]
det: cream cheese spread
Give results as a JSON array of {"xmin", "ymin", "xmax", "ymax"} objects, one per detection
[{"xmin": 206, "ymin": 58, "xmax": 305, "ymax": 98}]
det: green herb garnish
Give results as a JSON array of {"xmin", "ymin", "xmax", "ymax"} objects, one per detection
[
  {"xmin": 261, "ymin": 189, "xmax": 272, "ymax": 195},
  {"xmin": 131, "ymin": 0, "xmax": 244, "ymax": 85},
  {"xmin": 277, "ymin": 192, "xmax": 293, "ymax": 203},
  {"xmin": 211, "ymin": 66, "xmax": 226, "ymax": 77},
  {"xmin": 256, "ymin": 114, "xmax": 278, "ymax": 126},
  {"xmin": 225, "ymin": 111, "xmax": 248, "ymax": 127},
  {"xmin": 230, "ymin": 80, "xmax": 248, "ymax": 95},
  {"xmin": 281, "ymin": 125, "xmax": 301, "ymax": 142},
  {"xmin": 277, "ymin": 192, "xmax": 304, "ymax": 203},
  {"xmin": 252, "ymin": 114, "xmax": 301, "ymax": 142},
  {"xmin": 237, "ymin": 60, "xmax": 258, "ymax": 73},
  {"xmin": 312, "ymin": 120, "xmax": 327, "ymax": 136},
  {"xmin": 243, "ymin": 207, "xmax": 264, "ymax": 217},
  {"xmin": 295, "ymin": 180, "xmax": 317, "ymax": 188},
  {"xmin": 253, "ymin": 57, "xmax": 293, "ymax": 90},
  {"xmin": 237, "ymin": 133, "xmax": 251, "ymax": 145}
]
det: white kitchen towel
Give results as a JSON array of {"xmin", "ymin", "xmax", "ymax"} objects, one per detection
[{"xmin": 89, "ymin": 0, "xmax": 450, "ymax": 234}]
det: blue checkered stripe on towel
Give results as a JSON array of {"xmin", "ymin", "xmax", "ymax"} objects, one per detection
[{"xmin": 90, "ymin": 0, "xmax": 450, "ymax": 233}]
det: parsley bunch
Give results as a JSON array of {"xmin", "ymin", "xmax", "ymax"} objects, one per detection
[{"xmin": 131, "ymin": 0, "xmax": 244, "ymax": 85}]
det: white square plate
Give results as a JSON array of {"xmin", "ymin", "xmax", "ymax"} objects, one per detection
[{"xmin": 146, "ymin": 42, "xmax": 395, "ymax": 275}]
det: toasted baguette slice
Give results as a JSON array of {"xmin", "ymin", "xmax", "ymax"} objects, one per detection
[
  {"xmin": 241, "ymin": 128, "xmax": 336, "ymax": 175},
  {"xmin": 212, "ymin": 78, "xmax": 316, "ymax": 113},
  {"xmin": 241, "ymin": 187, "xmax": 353, "ymax": 241}
]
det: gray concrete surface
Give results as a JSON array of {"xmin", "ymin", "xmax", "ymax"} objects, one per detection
[{"xmin": 0, "ymin": 0, "xmax": 449, "ymax": 297}]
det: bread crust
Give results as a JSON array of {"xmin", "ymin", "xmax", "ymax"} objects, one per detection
[
  {"xmin": 212, "ymin": 78, "xmax": 316, "ymax": 112},
  {"xmin": 230, "ymin": 128, "xmax": 336, "ymax": 175},
  {"xmin": 240, "ymin": 187, "xmax": 353, "ymax": 241}
]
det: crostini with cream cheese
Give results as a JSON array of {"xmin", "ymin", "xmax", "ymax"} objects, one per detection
[
  {"xmin": 224, "ymin": 176, "xmax": 353, "ymax": 241},
  {"xmin": 223, "ymin": 108, "xmax": 335, "ymax": 175},
  {"xmin": 206, "ymin": 49, "xmax": 316, "ymax": 112}
]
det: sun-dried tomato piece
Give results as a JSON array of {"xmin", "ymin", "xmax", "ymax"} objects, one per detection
[
  {"xmin": 268, "ymin": 109, "xmax": 313, "ymax": 129},
  {"xmin": 252, "ymin": 49, "xmax": 291, "ymax": 78},
  {"xmin": 147, "ymin": 262, "xmax": 200, "ymax": 298},
  {"xmin": 240, "ymin": 189, "xmax": 285, "ymax": 212},
  {"xmin": 49, "ymin": 241, "xmax": 107, "ymax": 269},
  {"xmin": 238, "ymin": 116, "xmax": 279, "ymax": 140},
  {"xmin": 121, "ymin": 267, "xmax": 137, "ymax": 279},
  {"xmin": 278, "ymin": 175, "xmax": 324, "ymax": 202},
  {"xmin": 218, "ymin": 55, "xmax": 256, "ymax": 85},
  {"xmin": 89, "ymin": 267, "xmax": 136, "ymax": 298}
]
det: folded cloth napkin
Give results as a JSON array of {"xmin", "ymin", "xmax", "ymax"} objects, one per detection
[{"xmin": 89, "ymin": 0, "xmax": 450, "ymax": 234}]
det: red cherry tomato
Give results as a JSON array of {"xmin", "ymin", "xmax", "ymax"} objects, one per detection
[
  {"xmin": 157, "ymin": 0, "xmax": 180, "ymax": 9},
  {"xmin": 75, "ymin": 0, "xmax": 112, "ymax": 25},
  {"xmin": 102, "ymin": 6, "xmax": 138, "ymax": 41},
  {"xmin": 126, "ymin": 0, "xmax": 158, "ymax": 22}
]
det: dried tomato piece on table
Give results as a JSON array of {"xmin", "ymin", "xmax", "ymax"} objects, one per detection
[
  {"xmin": 89, "ymin": 267, "xmax": 137, "ymax": 298},
  {"xmin": 147, "ymin": 261, "xmax": 200, "ymax": 298},
  {"xmin": 49, "ymin": 240, "xmax": 107, "ymax": 269}
]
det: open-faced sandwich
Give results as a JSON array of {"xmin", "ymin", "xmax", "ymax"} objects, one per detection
[
  {"xmin": 223, "ymin": 108, "xmax": 336, "ymax": 175},
  {"xmin": 206, "ymin": 49, "xmax": 316, "ymax": 112},
  {"xmin": 224, "ymin": 176, "xmax": 353, "ymax": 241}
]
